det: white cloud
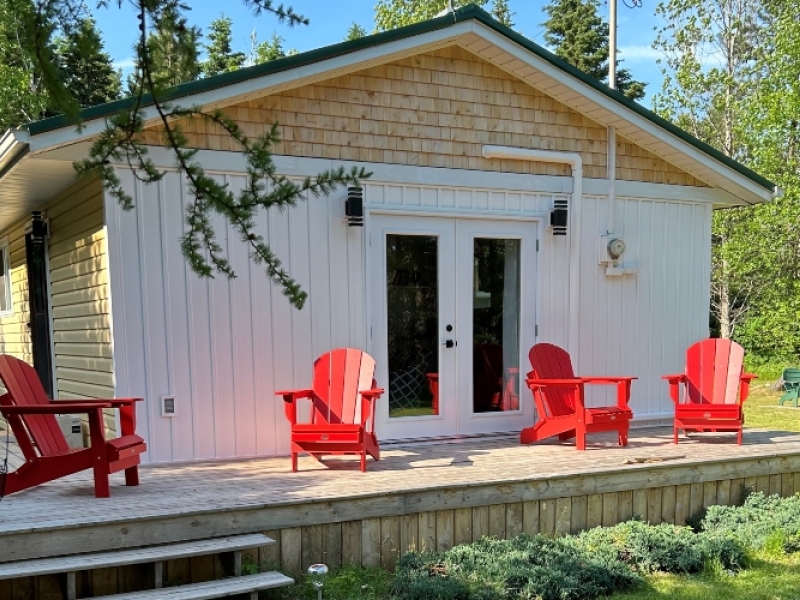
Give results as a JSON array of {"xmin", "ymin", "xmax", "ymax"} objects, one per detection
[
  {"xmin": 113, "ymin": 58, "xmax": 136, "ymax": 70},
  {"xmin": 618, "ymin": 45, "xmax": 663, "ymax": 64}
]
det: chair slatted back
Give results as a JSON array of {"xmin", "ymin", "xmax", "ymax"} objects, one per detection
[
  {"xmin": 311, "ymin": 348, "xmax": 376, "ymax": 425},
  {"xmin": 528, "ymin": 343, "xmax": 577, "ymax": 417},
  {"xmin": 684, "ymin": 339, "xmax": 744, "ymax": 405},
  {"xmin": 0, "ymin": 354, "xmax": 70, "ymax": 457}
]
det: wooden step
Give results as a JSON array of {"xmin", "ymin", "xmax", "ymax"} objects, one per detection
[
  {"xmin": 0, "ymin": 533, "xmax": 274, "ymax": 579},
  {"xmin": 94, "ymin": 571, "xmax": 294, "ymax": 599}
]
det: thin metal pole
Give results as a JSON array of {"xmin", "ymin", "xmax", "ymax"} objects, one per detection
[{"xmin": 609, "ymin": 0, "xmax": 617, "ymax": 90}]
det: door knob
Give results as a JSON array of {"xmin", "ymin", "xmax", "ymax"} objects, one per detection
[{"xmin": 443, "ymin": 340, "xmax": 456, "ymax": 348}]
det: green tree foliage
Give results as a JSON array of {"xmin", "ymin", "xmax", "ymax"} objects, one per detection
[
  {"xmin": 12, "ymin": 0, "xmax": 367, "ymax": 309},
  {"xmin": 202, "ymin": 15, "xmax": 245, "ymax": 77},
  {"xmin": 542, "ymin": 0, "xmax": 646, "ymax": 100},
  {"xmin": 345, "ymin": 22, "xmax": 367, "ymax": 40},
  {"xmin": 144, "ymin": 1, "xmax": 203, "ymax": 88},
  {"xmin": 490, "ymin": 0, "xmax": 514, "ymax": 28},
  {"xmin": 727, "ymin": 3, "xmax": 800, "ymax": 357},
  {"xmin": 374, "ymin": 0, "xmax": 487, "ymax": 32},
  {"xmin": 53, "ymin": 17, "xmax": 121, "ymax": 108},
  {"xmin": 654, "ymin": 0, "xmax": 773, "ymax": 345},
  {"xmin": 0, "ymin": 0, "xmax": 50, "ymax": 128},
  {"xmin": 249, "ymin": 31, "xmax": 296, "ymax": 65}
]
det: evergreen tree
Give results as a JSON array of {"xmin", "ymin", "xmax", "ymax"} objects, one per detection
[
  {"xmin": 144, "ymin": 0, "xmax": 202, "ymax": 88},
  {"xmin": 248, "ymin": 32, "xmax": 296, "ymax": 65},
  {"xmin": 0, "ymin": 0, "xmax": 51, "ymax": 128},
  {"xmin": 8, "ymin": 0, "xmax": 368, "ymax": 309},
  {"xmin": 203, "ymin": 15, "xmax": 245, "ymax": 77},
  {"xmin": 345, "ymin": 22, "xmax": 367, "ymax": 41},
  {"xmin": 374, "ymin": 0, "xmax": 487, "ymax": 31},
  {"xmin": 542, "ymin": 0, "xmax": 645, "ymax": 100},
  {"xmin": 491, "ymin": 0, "xmax": 514, "ymax": 28},
  {"xmin": 53, "ymin": 17, "xmax": 121, "ymax": 108}
]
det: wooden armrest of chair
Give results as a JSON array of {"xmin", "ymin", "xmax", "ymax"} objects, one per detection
[
  {"xmin": 581, "ymin": 377, "xmax": 637, "ymax": 383},
  {"xmin": 1, "ymin": 403, "xmax": 112, "ymax": 414},
  {"xmin": 662, "ymin": 374, "xmax": 686, "ymax": 382},
  {"xmin": 276, "ymin": 389, "xmax": 314, "ymax": 402},
  {"xmin": 741, "ymin": 373, "xmax": 758, "ymax": 381},
  {"xmin": 53, "ymin": 398, "xmax": 143, "ymax": 406},
  {"xmin": 360, "ymin": 388, "xmax": 384, "ymax": 398}
]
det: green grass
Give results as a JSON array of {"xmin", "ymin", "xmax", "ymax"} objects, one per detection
[
  {"xmin": 743, "ymin": 382, "xmax": 800, "ymax": 431},
  {"xmin": 264, "ymin": 567, "xmax": 392, "ymax": 600},
  {"xmin": 267, "ymin": 554, "xmax": 800, "ymax": 600},
  {"xmin": 608, "ymin": 552, "xmax": 800, "ymax": 600}
]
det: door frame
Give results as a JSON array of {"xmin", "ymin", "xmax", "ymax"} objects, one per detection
[{"xmin": 367, "ymin": 208, "xmax": 542, "ymax": 441}]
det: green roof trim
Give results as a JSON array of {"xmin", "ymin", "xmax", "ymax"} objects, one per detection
[{"xmin": 25, "ymin": 5, "xmax": 774, "ymax": 192}]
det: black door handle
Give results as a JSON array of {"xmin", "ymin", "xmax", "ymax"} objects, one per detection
[{"xmin": 443, "ymin": 340, "xmax": 456, "ymax": 348}]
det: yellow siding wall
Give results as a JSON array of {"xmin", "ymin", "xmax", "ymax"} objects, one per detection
[
  {"xmin": 0, "ymin": 221, "xmax": 32, "ymax": 363},
  {"xmin": 45, "ymin": 176, "xmax": 115, "ymax": 433},
  {"xmin": 143, "ymin": 46, "xmax": 707, "ymax": 186},
  {"xmin": 0, "ymin": 175, "xmax": 115, "ymax": 435}
]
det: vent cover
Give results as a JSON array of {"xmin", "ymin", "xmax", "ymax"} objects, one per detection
[{"xmin": 162, "ymin": 396, "xmax": 177, "ymax": 417}]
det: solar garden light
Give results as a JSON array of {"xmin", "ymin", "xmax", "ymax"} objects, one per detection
[{"xmin": 307, "ymin": 563, "xmax": 329, "ymax": 600}]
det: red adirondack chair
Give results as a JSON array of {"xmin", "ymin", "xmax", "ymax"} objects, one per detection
[
  {"xmin": 523, "ymin": 343, "xmax": 636, "ymax": 450},
  {"xmin": 0, "ymin": 354, "xmax": 146, "ymax": 498},
  {"xmin": 277, "ymin": 348, "xmax": 384, "ymax": 472},
  {"xmin": 663, "ymin": 339, "xmax": 757, "ymax": 445}
]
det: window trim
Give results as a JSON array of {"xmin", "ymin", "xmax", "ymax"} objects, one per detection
[{"xmin": 0, "ymin": 237, "xmax": 12, "ymax": 317}]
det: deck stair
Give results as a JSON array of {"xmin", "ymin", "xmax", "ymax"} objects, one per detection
[{"xmin": 0, "ymin": 533, "xmax": 293, "ymax": 599}]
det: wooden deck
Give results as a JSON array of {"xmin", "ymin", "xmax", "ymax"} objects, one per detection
[{"xmin": 1, "ymin": 427, "xmax": 800, "ymax": 568}]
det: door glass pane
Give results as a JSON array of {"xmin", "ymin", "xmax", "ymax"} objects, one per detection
[
  {"xmin": 386, "ymin": 234, "xmax": 439, "ymax": 418},
  {"xmin": 472, "ymin": 238, "xmax": 521, "ymax": 413}
]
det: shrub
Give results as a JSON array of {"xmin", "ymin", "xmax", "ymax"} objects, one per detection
[
  {"xmin": 573, "ymin": 520, "xmax": 745, "ymax": 574},
  {"xmin": 700, "ymin": 491, "xmax": 800, "ymax": 553},
  {"xmin": 391, "ymin": 534, "xmax": 640, "ymax": 600}
]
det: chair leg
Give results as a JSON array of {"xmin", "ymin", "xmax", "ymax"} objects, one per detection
[
  {"xmin": 125, "ymin": 466, "xmax": 140, "ymax": 487},
  {"xmin": 737, "ymin": 429, "xmax": 743, "ymax": 445},
  {"xmin": 618, "ymin": 425, "xmax": 629, "ymax": 447},
  {"xmin": 360, "ymin": 451, "xmax": 367, "ymax": 472},
  {"xmin": 673, "ymin": 426, "xmax": 679, "ymax": 444},
  {"xmin": 291, "ymin": 452, "xmax": 298, "ymax": 472}
]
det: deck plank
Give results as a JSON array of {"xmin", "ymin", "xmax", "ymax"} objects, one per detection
[{"xmin": 0, "ymin": 428, "xmax": 798, "ymax": 563}]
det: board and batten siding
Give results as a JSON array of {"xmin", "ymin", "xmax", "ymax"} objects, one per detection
[
  {"xmin": 108, "ymin": 161, "xmax": 712, "ymax": 463},
  {"xmin": 45, "ymin": 176, "xmax": 116, "ymax": 434},
  {"xmin": 0, "ymin": 220, "xmax": 32, "ymax": 363}
]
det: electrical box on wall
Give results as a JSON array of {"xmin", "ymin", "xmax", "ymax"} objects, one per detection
[{"xmin": 598, "ymin": 234, "xmax": 639, "ymax": 276}]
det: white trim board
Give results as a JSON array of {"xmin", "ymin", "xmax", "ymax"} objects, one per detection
[{"xmin": 117, "ymin": 147, "xmax": 742, "ymax": 206}]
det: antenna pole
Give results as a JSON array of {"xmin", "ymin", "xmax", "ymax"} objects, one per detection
[{"xmin": 609, "ymin": 0, "xmax": 617, "ymax": 90}]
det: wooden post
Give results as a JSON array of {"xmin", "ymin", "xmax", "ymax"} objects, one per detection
[
  {"xmin": 66, "ymin": 572, "xmax": 77, "ymax": 600},
  {"xmin": 154, "ymin": 562, "xmax": 163, "ymax": 589}
]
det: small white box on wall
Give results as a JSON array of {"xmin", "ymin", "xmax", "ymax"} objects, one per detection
[{"xmin": 56, "ymin": 415, "xmax": 85, "ymax": 449}]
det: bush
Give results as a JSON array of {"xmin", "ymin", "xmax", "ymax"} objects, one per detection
[
  {"xmin": 391, "ymin": 534, "xmax": 640, "ymax": 600},
  {"xmin": 573, "ymin": 520, "xmax": 745, "ymax": 574},
  {"xmin": 700, "ymin": 491, "xmax": 800, "ymax": 553}
]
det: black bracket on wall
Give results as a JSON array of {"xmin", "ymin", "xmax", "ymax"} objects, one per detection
[{"xmin": 550, "ymin": 199, "xmax": 568, "ymax": 236}]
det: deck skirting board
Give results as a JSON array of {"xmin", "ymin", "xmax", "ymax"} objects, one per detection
[
  {"xmin": 1, "ymin": 461, "xmax": 799, "ymax": 597},
  {"xmin": 2, "ymin": 454, "xmax": 799, "ymax": 566}
]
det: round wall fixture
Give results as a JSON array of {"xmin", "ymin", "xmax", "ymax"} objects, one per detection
[{"xmin": 607, "ymin": 238, "xmax": 627, "ymax": 260}]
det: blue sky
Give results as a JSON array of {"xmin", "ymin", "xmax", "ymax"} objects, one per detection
[{"xmin": 94, "ymin": 1, "xmax": 666, "ymax": 104}]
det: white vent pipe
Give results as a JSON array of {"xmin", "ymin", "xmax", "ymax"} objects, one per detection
[{"xmin": 482, "ymin": 145, "xmax": 583, "ymax": 356}]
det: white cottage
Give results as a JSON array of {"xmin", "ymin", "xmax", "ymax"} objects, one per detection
[{"xmin": 0, "ymin": 7, "xmax": 775, "ymax": 463}]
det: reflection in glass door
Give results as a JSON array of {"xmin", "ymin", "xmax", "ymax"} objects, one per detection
[
  {"xmin": 386, "ymin": 234, "xmax": 439, "ymax": 418},
  {"xmin": 472, "ymin": 239, "xmax": 521, "ymax": 414}
]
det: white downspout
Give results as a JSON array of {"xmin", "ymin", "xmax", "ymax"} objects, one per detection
[
  {"xmin": 482, "ymin": 145, "xmax": 583, "ymax": 357},
  {"xmin": 607, "ymin": 126, "xmax": 616, "ymax": 234}
]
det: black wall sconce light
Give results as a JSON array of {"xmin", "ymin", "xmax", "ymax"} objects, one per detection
[
  {"xmin": 345, "ymin": 187, "xmax": 364, "ymax": 227},
  {"xmin": 550, "ymin": 199, "xmax": 568, "ymax": 236}
]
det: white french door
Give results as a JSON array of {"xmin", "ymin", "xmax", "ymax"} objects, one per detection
[{"xmin": 369, "ymin": 214, "xmax": 538, "ymax": 441}]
